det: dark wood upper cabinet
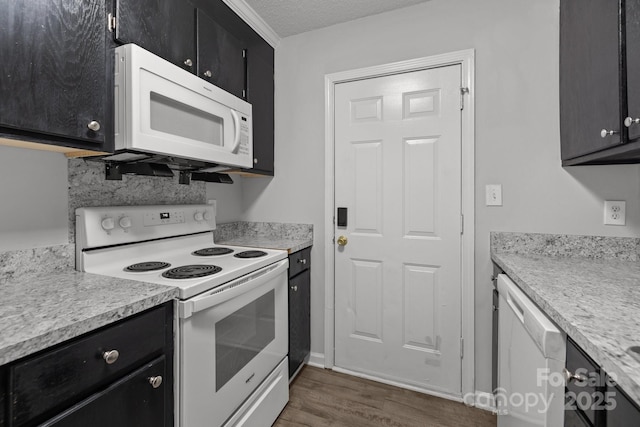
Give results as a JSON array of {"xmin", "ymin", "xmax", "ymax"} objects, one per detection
[
  {"xmin": 560, "ymin": 0, "xmax": 621, "ymax": 164},
  {"xmin": 625, "ymin": 0, "xmax": 640, "ymax": 142},
  {"xmin": 114, "ymin": 0, "xmax": 196, "ymax": 72},
  {"xmin": 197, "ymin": 9, "xmax": 246, "ymax": 99},
  {"xmin": 247, "ymin": 50, "xmax": 274, "ymax": 175},
  {"xmin": 0, "ymin": 0, "xmax": 113, "ymax": 152},
  {"xmin": 560, "ymin": 0, "xmax": 640, "ymax": 165}
]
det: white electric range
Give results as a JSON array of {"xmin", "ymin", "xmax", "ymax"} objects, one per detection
[{"xmin": 75, "ymin": 204, "xmax": 290, "ymax": 427}]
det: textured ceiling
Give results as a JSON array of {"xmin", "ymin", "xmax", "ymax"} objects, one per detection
[{"xmin": 243, "ymin": 0, "xmax": 431, "ymax": 38}]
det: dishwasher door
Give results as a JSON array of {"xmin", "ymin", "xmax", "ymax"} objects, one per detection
[{"xmin": 497, "ymin": 274, "xmax": 566, "ymax": 427}]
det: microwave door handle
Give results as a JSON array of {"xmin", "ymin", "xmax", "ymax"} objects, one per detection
[{"xmin": 230, "ymin": 109, "xmax": 242, "ymax": 154}]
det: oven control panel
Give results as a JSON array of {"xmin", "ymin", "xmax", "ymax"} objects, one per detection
[
  {"xmin": 76, "ymin": 204, "xmax": 216, "ymax": 250},
  {"xmin": 144, "ymin": 210, "xmax": 186, "ymax": 226}
]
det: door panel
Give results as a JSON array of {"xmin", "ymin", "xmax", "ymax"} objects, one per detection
[
  {"xmin": 0, "ymin": 0, "xmax": 109, "ymax": 146},
  {"xmin": 197, "ymin": 9, "xmax": 246, "ymax": 99},
  {"xmin": 115, "ymin": 0, "xmax": 195, "ymax": 72},
  {"xmin": 334, "ymin": 65, "xmax": 462, "ymax": 395}
]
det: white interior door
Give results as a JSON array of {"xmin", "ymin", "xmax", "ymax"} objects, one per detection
[{"xmin": 334, "ymin": 65, "xmax": 463, "ymax": 395}]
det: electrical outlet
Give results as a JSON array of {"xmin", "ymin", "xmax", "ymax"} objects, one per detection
[
  {"xmin": 486, "ymin": 184, "xmax": 503, "ymax": 206},
  {"xmin": 604, "ymin": 200, "xmax": 626, "ymax": 225}
]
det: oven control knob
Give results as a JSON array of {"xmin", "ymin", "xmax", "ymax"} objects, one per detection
[
  {"xmin": 203, "ymin": 211, "xmax": 212, "ymax": 221},
  {"xmin": 194, "ymin": 212, "xmax": 204, "ymax": 222},
  {"xmin": 101, "ymin": 217, "xmax": 115, "ymax": 231},
  {"xmin": 119, "ymin": 216, "xmax": 132, "ymax": 229}
]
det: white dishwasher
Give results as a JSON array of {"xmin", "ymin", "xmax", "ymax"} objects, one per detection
[{"xmin": 497, "ymin": 274, "xmax": 566, "ymax": 427}]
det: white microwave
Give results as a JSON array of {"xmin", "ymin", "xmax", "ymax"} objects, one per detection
[{"xmin": 113, "ymin": 44, "xmax": 252, "ymax": 169}]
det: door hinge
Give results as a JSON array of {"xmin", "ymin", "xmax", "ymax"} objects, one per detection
[
  {"xmin": 460, "ymin": 87, "xmax": 469, "ymax": 110},
  {"xmin": 460, "ymin": 213, "xmax": 464, "ymax": 235},
  {"xmin": 332, "ymin": 216, "xmax": 336, "ymax": 225},
  {"xmin": 460, "ymin": 337, "xmax": 464, "ymax": 359},
  {"xmin": 107, "ymin": 13, "xmax": 116, "ymax": 32}
]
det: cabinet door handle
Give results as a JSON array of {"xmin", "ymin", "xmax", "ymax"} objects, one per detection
[
  {"xmin": 184, "ymin": 58, "xmax": 193, "ymax": 67},
  {"xmin": 102, "ymin": 349, "xmax": 119, "ymax": 364},
  {"xmin": 87, "ymin": 120, "xmax": 101, "ymax": 132},
  {"xmin": 203, "ymin": 70, "xmax": 212, "ymax": 78},
  {"xmin": 148, "ymin": 376, "xmax": 163, "ymax": 388},
  {"xmin": 625, "ymin": 117, "xmax": 640, "ymax": 127},
  {"xmin": 600, "ymin": 129, "xmax": 619, "ymax": 138},
  {"xmin": 291, "ymin": 285, "xmax": 298, "ymax": 292},
  {"xmin": 297, "ymin": 258, "xmax": 307, "ymax": 265},
  {"xmin": 563, "ymin": 368, "xmax": 587, "ymax": 384}
]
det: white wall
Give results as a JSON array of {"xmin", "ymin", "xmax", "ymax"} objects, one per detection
[
  {"xmin": 0, "ymin": 146, "xmax": 68, "ymax": 251},
  {"xmin": 0, "ymin": 146, "xmax": 245, "ymax": 251},
  {"xmin": 242, "ymin": 0, "xmax": 640, "ymax": 394}
]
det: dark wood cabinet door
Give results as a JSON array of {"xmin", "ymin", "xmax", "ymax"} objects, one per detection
[
  {"xmin": 246, "ymin": 50, "xmax": 274, "ymax": 175},
  {"xmin": 115, "ymin": 0, "xmax": 196, "ymax": 72},
  {"xmin": 197, "ymin": 9, "xmax": 245, "ymax": 99},
  {"xmin": 0, "ymin": 0, "xmax": 111, "ymax": 149},
  {"xmin": 288, "ymin": 268, "xmax": 310, "ymax": 378},
  {"xmin": 626, "ymin": 0, "xmax": 640, "ymax": 142},
  {"xmin": 41, "ymin": 356, "xmax": 168, "ymax": 427},
  {"xmin": 560, "ymin": 0, "xmax": 621, "ymax": 162}
]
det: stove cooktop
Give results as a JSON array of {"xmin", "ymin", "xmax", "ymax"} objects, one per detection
[{"xmin": 81, "ymin": 234, "xmax": 287, "ymax": 300}]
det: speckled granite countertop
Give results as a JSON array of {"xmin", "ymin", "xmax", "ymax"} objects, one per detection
[
  {"xmin": 215, "ymin": 221, "xmax": 313, "ymax": 253},
  {"xmin": 491, "ymin": 232, "xmax": 640, "ymax": 405},
  {"xmin": 0, "ymin": 270, "xmax": 177, "ymax": 366},
  {"xmin": 217, "ymin": 236, "xmax": 312, "ymax": 253}
]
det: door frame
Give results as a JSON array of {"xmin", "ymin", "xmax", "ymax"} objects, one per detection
[{"xmin": 323, "ymin": 49, "xmax": 475, "ymax": 400}]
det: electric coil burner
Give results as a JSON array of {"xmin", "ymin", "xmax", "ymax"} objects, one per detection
[
  {"xmin": 124, "ymin": 261, "xmax": 171, "ymax": 272},
  {"xmin": 75, "ymin": 204, "xmax": 290, "ymax": 427},
  {"xmin": 234, "ymin": 250, "xmax": 268, "ymax": 259},
  {"xmin": 162, "ymin": 264, "xmax": 222, "ymax": 279},
  {"xmin": 192, "ymin": 247, "xmax": 234, "ymax": 256}
]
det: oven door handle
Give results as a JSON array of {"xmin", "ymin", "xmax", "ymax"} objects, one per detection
[{"xmin": 179, "ymin": 258, "xmax": 289, "ymax": 319}]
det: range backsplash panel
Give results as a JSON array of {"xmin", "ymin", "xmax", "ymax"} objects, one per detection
[{"xmin": 68, "ymin": 159, "xmax": 206, "ymax": 242}]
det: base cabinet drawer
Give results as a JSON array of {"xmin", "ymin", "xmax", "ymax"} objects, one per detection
[
  {"xmin": 41, "ymin": 356, "xmax": 167, "ymax": 427},
  {"xmin": 5, "ymin": 302, "xmax": 173, "ymax": 427}
]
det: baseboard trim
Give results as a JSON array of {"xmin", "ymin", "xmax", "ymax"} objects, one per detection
[
  {"xmin": 470, "ymin": 391, "xmax": 497, "ymax": 413},
  {"xmin": 331, "ymin": 366, "xmax": 463, "ymax": 403},
  {"xmin": 307, "ymin": 352, "xmax": 325, "ymax": 368}
]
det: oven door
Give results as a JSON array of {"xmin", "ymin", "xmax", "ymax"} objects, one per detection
[{"xmin": 178, "ymin": 259, "xmax": 288, "ymax": 427}]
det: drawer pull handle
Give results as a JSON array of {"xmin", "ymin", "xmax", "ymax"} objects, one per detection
[
  {"xmin": 148, "ymin": 376, "xmax": 163, "ymax": 388},
  {"xmin": 291, "ymin": 285, "xmax": 298, "ymax": 292},
  {"xmin": 102, "ymin": 350, "xmax": 119, "ymax": 365},
  {"xmin": 297, "ymin": 258, "xmax": 307, "ymax": 265},
  {"xmin": 87, "ymin": 120, "xmax": 101, "ymax": 132},
  {"xmin": 600, "ymin": 128, "xmax": 619, "ymax": 138},
  {"xmin": 625, "ymin": 117, "xmax": 640, "ymax": 127},
  {"xmin": 563, "ymin": 368, "xmax": 587, "ymax": 384}
]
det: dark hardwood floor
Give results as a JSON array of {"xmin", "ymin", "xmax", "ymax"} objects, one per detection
[{"xmin": 275, "ymin": 366, "xmax": 496, "ymax": 427}]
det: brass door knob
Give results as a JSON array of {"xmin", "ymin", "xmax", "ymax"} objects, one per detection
[{"xmin": 337, "ymin": 236, "xmax": 348, "ymax": 246}]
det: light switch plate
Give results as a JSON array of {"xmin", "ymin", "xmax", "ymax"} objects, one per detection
[{"xmin": 486, "ymin": 184, "xmax": 503, "ymax": 206}]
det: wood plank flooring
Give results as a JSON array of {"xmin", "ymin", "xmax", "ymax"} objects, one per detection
[{"xmin": 275, "ymin": 366, "xmax": 496, "ymax": 427}]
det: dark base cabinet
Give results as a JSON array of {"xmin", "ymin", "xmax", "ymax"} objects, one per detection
[
  {"xmin": 42, "ymin": 357, "xmax": 167, "ymax": 427},
  {"xmin": 3, "ymin": 302, "xmax": 174, "ymax": 427},
  {"xmin": 565, "ymin": 337, "xmax": 640, "ymax": 427},
  {"xmin": 288, "ymin": 247, "xmax": 311, "ymax": 379}
]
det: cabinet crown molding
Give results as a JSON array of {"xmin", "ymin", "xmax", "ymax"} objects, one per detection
[{"xmin": 222, "ymin": 0, "xmax": 281, "ymax": 47}]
